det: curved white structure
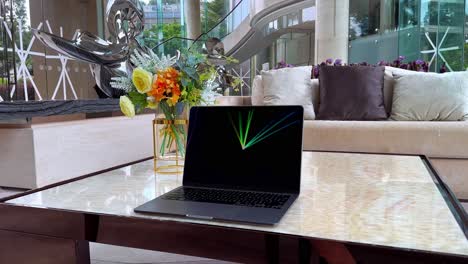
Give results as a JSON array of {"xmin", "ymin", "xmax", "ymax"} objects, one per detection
[{"xmin": 223, "ymin": 0, "xmax": 317, "ymax": 63}]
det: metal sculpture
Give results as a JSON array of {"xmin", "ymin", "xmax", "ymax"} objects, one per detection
[
  {"xmin": 33, "ymin": 0, "xmax": 145, "ymax": 98},
  {"xmin": 203, "ymin": 37, "xmax": 225, "ymax": 59},
  {"xmin": 202, "ymin": 37, "xmax": 237, "ymax": 95}
]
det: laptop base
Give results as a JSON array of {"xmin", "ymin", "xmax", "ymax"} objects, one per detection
[{"xmin": 134, "ymin": 186, "xmax": 298, "ymax": 225}]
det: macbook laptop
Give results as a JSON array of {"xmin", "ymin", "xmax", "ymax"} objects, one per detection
[{"xmin": 134, "ymin": 106, "xmax": 304, "ymax": 225}]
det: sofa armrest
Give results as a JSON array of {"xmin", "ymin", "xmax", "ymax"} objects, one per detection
[{"xmin": 215, "ymin": 96, "xmax": 252, "ymax": 106}]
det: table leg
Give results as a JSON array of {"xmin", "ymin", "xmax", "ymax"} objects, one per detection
[
  {"xmin": 0, "ymin": 229, "xmax": 90, "ymax": 264},
  {"xmin": 298, "ymin": 238, "xmax": 320, "ymax": 264},
  {"xmin": 265, "ymin": 234, "xmax": 279, "ymax": 264}
]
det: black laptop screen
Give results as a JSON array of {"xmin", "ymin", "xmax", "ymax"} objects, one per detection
[{"xmin": 183, "ymin": 106, "xmax": 303, "ymax": 193}]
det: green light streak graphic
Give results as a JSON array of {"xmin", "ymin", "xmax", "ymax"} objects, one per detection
[
  {"xmin": 229, "ymin": 113, "xmax": 242, "ymax": 145},
  {"xmin": 229, "ymin": 110, "xmax": 298, "ymax": 150},
  {"xmin": 243, "ymin": 110, "xmax": 254, "ymax": 147}
]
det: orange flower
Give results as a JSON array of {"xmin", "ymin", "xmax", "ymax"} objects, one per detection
[{"xmin": 148, "ymin": 67, "xmax": 181, "ymax": 104}]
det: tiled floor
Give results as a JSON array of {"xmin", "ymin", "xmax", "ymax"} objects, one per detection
[{"xmin": 90, "ymin": 243, "xmax": 234, "ymax": 264}]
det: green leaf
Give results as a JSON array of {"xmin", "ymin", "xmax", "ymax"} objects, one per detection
[
  {"xmin": 180, "ymin": 76, "xmax": 190, "ymax": 87},
  {"xmin": 128, "ymin": 91, "xmax": 148, "ymax": 112}
]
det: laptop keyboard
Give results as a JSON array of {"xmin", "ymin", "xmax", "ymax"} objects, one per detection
[{"xmin": 161, "ymin": 187, "xmax": 290, "ymax": 209}]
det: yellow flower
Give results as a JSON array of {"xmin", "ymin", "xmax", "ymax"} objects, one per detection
[
  {"xmin": 119, "ymin": 96, "xmax": 135, "ymax": 117},
  {"xmin": 132, "ymin": 67, "xmax": 153, "ymax": 94}
]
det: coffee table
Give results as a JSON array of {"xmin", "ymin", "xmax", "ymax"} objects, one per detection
[{"xmin": 1, "ymin": 151, "xmax": 467, "ymax": 263}]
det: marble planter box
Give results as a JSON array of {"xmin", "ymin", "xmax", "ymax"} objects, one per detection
[{"xmin": 0, "ymin": 114, "xmax": 154, "ymax": 189}]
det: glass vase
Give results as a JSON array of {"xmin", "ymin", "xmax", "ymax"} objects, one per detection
[{"xmin": 153, "ymin": 101, "xmax": 188, "ymax": 174}]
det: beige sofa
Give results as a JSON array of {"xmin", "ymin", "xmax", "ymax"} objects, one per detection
[{"xmin": 216, "ymin": 69, "xmax": 468, "ymax": 201}]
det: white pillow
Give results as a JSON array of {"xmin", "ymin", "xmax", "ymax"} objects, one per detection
[
  {"xmin": 251, "ymin": 75, "xmax": 264, "ymax": 105},
  {"xmin": 310, "ymin": 78, "xmax": 319, "ymax": 113},
  {"xmin": 261, "ymin": 66, "xmax": 315, "ymax": 120},
  {"xmin": 391, "ymin": 72, "xmax": 468, "ymax": 121},
  {"xmin": 384, "ymin": 67, "xmax": 426, "ymax": 114},
  {"xmin": 385, "ymin": 66, "xmax": 422, "ymax": 77}
]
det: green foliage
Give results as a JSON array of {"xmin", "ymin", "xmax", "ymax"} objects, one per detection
[
  {"xmin": 142, "ymin": 22, "xmax": 184, "ymax": 55},
  {"xmin": 225, "ymin": 56, "xmax": 239, "ymax": 65},
  {"xmin": 0, "ymin": 0, "xmax": 33, "ymax": 75},
  {"xmin": 202, "ymin": 0, "xmax": 228, "ymax": 35},
  {"xmin": 465, "ymin": 42, "xmax": 468, "ymax": 70},
  {"xmin": 161, "ymin": 23, "xmax": 184, "ymax": 54},
  {"xmin": 176, "ymin": 51, "xmax": 208, "ymax": 106},
  {"xmin": 128, "ymin": 91, "xmax": 148, "ymax": 113},
  {"xmin": 14, "ymin": 0, "xmax": 28, "ymax": 30},
  {"xmin": 198, "ymin": 66, "xmax": 217, "ymax": 82},
  {"xmin": 180, "ymin": 82, "xmax": 202, "ymax": 106},
  {"xmin": 439, "ymin": 37, "xmax": 464, "ymax": 71}
]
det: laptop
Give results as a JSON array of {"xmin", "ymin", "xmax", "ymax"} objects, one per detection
[{"xmin": 134, "ymin": 106, "xmax": 304, "ymax": 225}]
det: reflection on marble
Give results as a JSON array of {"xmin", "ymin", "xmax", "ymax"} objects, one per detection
[
  {"xmin": 7, "ymin": 152, "xmax": 468, "ymax": 257},
  {"xmin": 0, "ymin": 187, "xmax": 24, "ymax": 199}
]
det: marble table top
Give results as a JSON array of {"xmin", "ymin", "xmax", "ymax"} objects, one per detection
[{"xmin": 7, "ymin": 152, "xmax": 468, "ymax": 257}]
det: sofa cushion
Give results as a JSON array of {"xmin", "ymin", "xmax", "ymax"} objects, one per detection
[
  {"xmin": 302, "ymin": 120, "xmax": 468, "ymax": 159},
  {"xmin": 384, "ymin": 67, "xmax": 421, "ymax": 114},
  {"xmin": 383, "ymin": 70, "xmax": 395, "ymax": 114},
  {"xmin": 430, "ymin": 158, "xmax": 468, "ymax": 200},
  {"xmin": 253, "ymin": 75, "xmax": 320, "ymax": 113},
  {"xmin": 251, "ymin": 75, "xmax": 264, "ymax": 105},
  {"xmin": 253, "ymin": 66, "xmax": 416, "ymax": 115},
  {"xmin": 318, "ymin": 66, "xmax": 388, "ymax": 120},
  {"xmin": 262, "ymin": 66, "xmax": 316, "ymax": 119},
  {"xmin": 384, "ymin": 66, "xmax": 423, "ymax": 77},
  {"xmin": 311, "ymin": 79, "xmax": 320, "ymax": 113},
  {"xmin": 215, "ymin": 96, "xmax": 251, "ymax": 106},
  {"xmin": 391, "ymin": 71, "xmax": 468, "ymax": 121}
]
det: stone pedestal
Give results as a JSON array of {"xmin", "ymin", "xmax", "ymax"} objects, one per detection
[{"xmin": 0, "ymin": 114, "xmax": 153, "ymax": 189}]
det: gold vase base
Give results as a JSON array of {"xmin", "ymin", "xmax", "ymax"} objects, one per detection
[{"xmin": 154, "ymin": 164, "xmax": 184, "ymax": 174}]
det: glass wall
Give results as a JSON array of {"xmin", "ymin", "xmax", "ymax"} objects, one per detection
[
  {"xmin": 349, "ymin": 0, "xmax": 399, "ymax": 64},
  {"xmin": 349, "ymin": 0, "xmax": 467, "ymax": 72},
  {"xmin": 397, "ymin": 0, "xmax": 420, "ymax": 62},
  {"xmin": 202, "ymin": 0, "xmax": 250, "ymax": 39},
  {"xmin": 145, "ymin": 0, "xmax": 250, "ymax": 55},
  {"xmin": 201, "ymin": 0, "xmax": 230, "ymax": 38},
  {"xmin": 0, "ymin": 0, "xmax": 253, "ymax": 102},
  {"xmin": 140, "ymin": 0, "xmax": 184, "ymax": 56},
  {"xmin": 399, "ymin": 0, "xmax": 465, "ymax": 71},
  {"xmin": 254, "ymin": 32, "xmax": 314, "ymax": 72}
]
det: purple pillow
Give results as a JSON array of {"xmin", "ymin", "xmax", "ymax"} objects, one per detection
[{"xmin": 317, "ymin": 66, "xmax": 388, "ymax": 120}]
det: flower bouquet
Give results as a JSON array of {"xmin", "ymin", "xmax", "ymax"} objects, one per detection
[{"xmin": 111, "ymin": 49, "xmax": 231, "ymax": 172}]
